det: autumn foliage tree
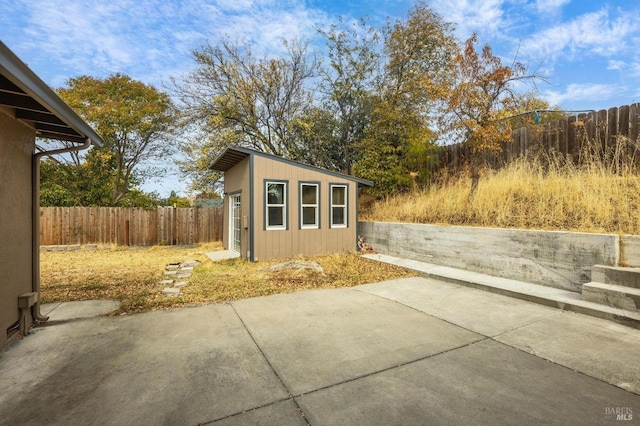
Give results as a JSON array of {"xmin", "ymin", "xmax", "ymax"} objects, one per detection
[
  {"xmin": 355, "ymin": 2, "xmax": 457, "ymax": 194},
  {"xmin": 176, "ymin": 4, "xmax": 545, "ymax": 198},
  {"xmin": 440, "ymin": 33, "xmax": 539, "ymax": 197},
  {"xmin": 51, "ymin": 74, "xmax": 178, "ymax": 206}
]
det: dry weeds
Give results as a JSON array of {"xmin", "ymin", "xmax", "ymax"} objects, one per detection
[
  {"xmin": 362, "ymin": 151, "xmax": 640, "ymax": 234},
  {"xmin": 40, "ymin": 243, "xmax": 416, "ymax": 314}
]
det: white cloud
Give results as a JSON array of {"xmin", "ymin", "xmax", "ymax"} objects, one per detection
[
  {"xmin": 542, "ymin": 83, "xmax": 623, "ymax": 107},
  {"xmin": 521, "ymin": 8, "xmax": 640, "ymax": 62},
  {"xmin": 3, "ymin": 0, "xmax": 329, "ymax": 86},
  {"xmin": 534, "ymin": 0, "xmax": 570, "ymax": 14},
  {"xmin": 430, "ymin": 0, "xmax": 507, "ymax": 40},
  {"xmin": 607, "ymin": 60, "xmax": 626, "ymax": 71}
]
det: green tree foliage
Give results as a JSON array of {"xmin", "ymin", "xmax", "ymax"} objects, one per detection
[
  {"xmin": 166, "ymin": 190, "xmax": 192, "ymax": 208},
  {"xmin": 178, "ymin": 136, "xmax": 224, "ymax": 195},
  {"xmin": 40, "ymin": 150, "xmax": 113, "ymax": 206},
  {"xmin": 354, "ymin": 2, "xmax": 457, "ymax": 195},
  {"xmin": 54, "ymin": 74, "xmax": 178, "ymax": 206},
  {"xmin": 315, "ymin": 18, "xmax": 379, "ymax": 174},
  {"xmin": 289, "ymin": 107, "xmax": 342, "ymax": 171}
]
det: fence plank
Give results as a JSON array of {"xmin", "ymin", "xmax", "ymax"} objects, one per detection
[
  {"xmin": 630, "ymin": 103, "xmax": 639, "ymax": 144},
  {"xmin": 39, "ymin": 207, "xmax": 223, "ymax": 246},
  {"xmin": 434, "ymin": 103, "xmax": 640, "ymax": 174}
]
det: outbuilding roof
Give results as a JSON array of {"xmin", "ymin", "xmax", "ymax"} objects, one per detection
[
  {"xmin": 0, "ymin": 42, "xmax": 103, "ymax": 145},
  {"xmin": 211, "ymin": 145, "xmax": 374, "ymax": 187}
]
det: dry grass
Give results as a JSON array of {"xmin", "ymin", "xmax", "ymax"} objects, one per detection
[
  {"xmin": 363, "ymin": 150, "xmax": 640, "ymax": 234},
  {"xmin": 40, "ymin": 243, "xmax": 416, "ymax": 314}
]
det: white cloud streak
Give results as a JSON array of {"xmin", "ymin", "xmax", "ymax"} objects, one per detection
[
  {"xmin": 534, "ymin": 0, "xmax": 570, "ymax": 14},
  {"xmin": 2, "ymin": 0, "xmax": 329, "ymax": 87},
  {"xmin": 542, "ymin": 83, "xmax": 624, "ymax": 108},
  {"xmin": 521, "ymin": 8, "xmax": 640, "ymax": 62},
  {"xmin": 430, "ymin": 0, "xmax": 507, "ymax": 39}
]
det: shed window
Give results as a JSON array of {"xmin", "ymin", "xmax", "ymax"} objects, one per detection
[
  {"xmin": 300, "ymin": 183, "xmax": 319, "ymax": 228},
  {"xmin": 266, "ymin": 181, "xmax": 287, "ymax": 229},
  {"xmin": 330, "ymin": 184, "xmax": 347, "ymax": 228}
]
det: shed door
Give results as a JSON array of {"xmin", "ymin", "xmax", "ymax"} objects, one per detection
[{"xmin": 229, "ymin": 194, "xmax": 241, "ymax": 254}]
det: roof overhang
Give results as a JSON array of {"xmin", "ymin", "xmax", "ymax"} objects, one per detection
[
  {"xmin": 210, "ymin": 146, "xmax": 250, "ymax": 172},
  {"xmin": 0, "ymin": 42, "xmax": 103, "ymax": 146},
  {"xmin": 210, "ymin": 145, "xmax": 374, "ymax": 187}
]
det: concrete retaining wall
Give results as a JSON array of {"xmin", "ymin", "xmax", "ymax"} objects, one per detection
[
  {"xmin": 621, "ymin": 236, "xmax": 640, "ymax": 268},
  {"xmin": 358, "ymin": 222, "xmax": 623, "ymax": 292}
]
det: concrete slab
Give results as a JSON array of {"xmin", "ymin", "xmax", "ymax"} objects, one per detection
[
  {"xmin": 364, "ymin": 253, "xmax": 640, "ymax": 328},
  {"xmin": 3, "ymin": 276, "xmax": 640, "ymax": 425},
  {"xmin": 232, "ymin": 288, "xmax": 483, "ymax": 395},
  {"xmin": 297, "ymin": 339, "xmax": 640, "ymax": 425},
  {"xmin": 0, "ymin": 305, "xmax": 288, "ymax": 425},
  {"xmin": 358, "ymin": 277, "xmax": 561, "ymax": 336},
  {"xmin": 496, "ymin": 311, "xmax": 640, "ymax": 394},
  {"xmin": 206, "ymin": 250, "xmax": 241, "ymax": 262},
  {"xmin": 211, "ymin": 400, "xmax": 307, "ymax": 425},
  {"xmin": 40, "ymin": 300, "xmax": 120, "ymax": 321}
]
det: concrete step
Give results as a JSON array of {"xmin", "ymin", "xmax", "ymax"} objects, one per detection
[
  {"xmin": 591, "ymin": 265, "xmax": 640, "ymax": 289},
  {"xmin": 582, "ymin": 282, "xmax": 640, "ymax": 312},
  {"xmin": 362, "ymin": 253, "xmax": 640, "ymax": 329}
]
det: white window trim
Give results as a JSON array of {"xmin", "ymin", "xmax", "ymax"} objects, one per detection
[
  {"xmin": 266, "ymin": 181, "xmax": 287, "ymax": 230},
  {"xmin": 330, "ymin": 184, "xmax": 347, "ymax": 228},
  {"xmin": 300, "ymin": 183, "xmax": 319, "ymax": 229}
]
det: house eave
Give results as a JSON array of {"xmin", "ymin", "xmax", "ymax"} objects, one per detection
[
  {"xmin": 210, "ymin": 145, "xmax": 374, "ymax": 187},
  {"xmin": 0, "ymin": 42, "xmax": 103, "ymax": 146}
]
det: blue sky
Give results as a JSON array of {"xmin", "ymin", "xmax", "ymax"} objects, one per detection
[{"xmin": 2, "ymin": 0, "xmax": 639, "ymax": 195}]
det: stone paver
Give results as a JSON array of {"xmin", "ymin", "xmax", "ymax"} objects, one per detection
[
  {"xmin": 162, "ymin": 287, "xmax": 181, "ymax": 296},
  {"xmin": 158, "ymin": 259, "xmax": 203, "ymax": 296}
]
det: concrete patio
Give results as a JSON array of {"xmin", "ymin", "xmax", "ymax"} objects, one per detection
[{"xmin": 1, "ymin": 276, "xmax": 639, "ymax": 425}]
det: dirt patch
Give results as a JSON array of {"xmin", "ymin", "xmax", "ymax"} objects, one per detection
[{"xmin": 40, "ymin": 244, "xmax": 416, "ymax": 315}]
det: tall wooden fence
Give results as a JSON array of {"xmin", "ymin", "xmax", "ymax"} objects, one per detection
[
  {"xmin": 438, "ymin": 103, "xmax": 640, "ymax": 170},
  {"xmin": 40, "ymin": 207, "xmax": 223, "ymax": 246}
]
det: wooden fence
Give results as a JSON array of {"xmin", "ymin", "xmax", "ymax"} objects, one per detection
[
  {"xmin": 40, "ymin": 207, "xmax": 223, "ymax": 246},
  {"xmin": 438, "ymin": 103, "xmax": 640, "ymax": 170}
]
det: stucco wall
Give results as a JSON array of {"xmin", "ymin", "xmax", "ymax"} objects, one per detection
[
  {"xmin": 358, "ymin": 222, "xmax": 619, "ymax": 292},
  {"xmin": 0, "ymin": 109, "xmax": 35, "ymax": 348}
]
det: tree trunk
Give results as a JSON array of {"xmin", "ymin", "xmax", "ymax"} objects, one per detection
[{"xmin": 468, "ymin": 152, "xmax": 482, "ymax": 202}]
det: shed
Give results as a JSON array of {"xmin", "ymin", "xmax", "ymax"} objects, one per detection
[
  {"xmin": 0, "ymin": 42, "xmax": 102, "ymax": 349},
  {"xmin": 211, "ymin": 146, "xmax": 373, "ymax": 261}
]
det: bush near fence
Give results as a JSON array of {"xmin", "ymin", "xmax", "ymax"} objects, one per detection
[
  {"xmin": 437, "ymin": 103, "xmax": 640, "ymax": 171},
  {"xmin": 40, "ymin": 207, "xmax": 223, "ymax": 246}
]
